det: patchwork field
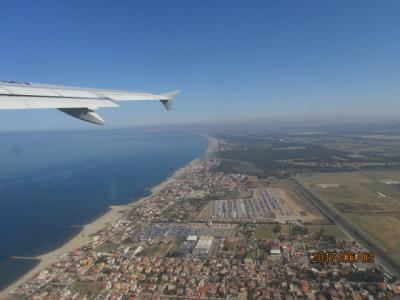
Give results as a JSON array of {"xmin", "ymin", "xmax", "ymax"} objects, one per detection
[{"xmin": 299, "ymin": 170, "xmax": 400, "ymax": 263}]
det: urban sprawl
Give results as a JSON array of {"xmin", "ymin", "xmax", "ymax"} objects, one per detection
[{"xmin": 7, "ymin": 139, "xmax": 400, "ymax": 300}]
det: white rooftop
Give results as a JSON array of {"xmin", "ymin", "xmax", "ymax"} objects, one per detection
[{"xmin": 187, "ymin": 235, "xmax": 198, "ymax": 241}]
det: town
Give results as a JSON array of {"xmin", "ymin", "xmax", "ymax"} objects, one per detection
[{"xmin": 7, "ymin": 150, "xmax": 400, "ymax": 299}]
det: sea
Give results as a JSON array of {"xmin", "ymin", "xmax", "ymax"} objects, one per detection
[{"xmin": 0, "ymin": 129, "xmax": 208, "ymax": 290}]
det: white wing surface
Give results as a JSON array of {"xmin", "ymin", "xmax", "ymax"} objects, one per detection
[{"xmin": 0, "ymin": 80, "xmax": 180, "ymax": 125}]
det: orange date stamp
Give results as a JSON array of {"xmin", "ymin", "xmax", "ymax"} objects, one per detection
[{"xmin": 311, "ymin": 251, "xmax": 375, "ymax": 264}]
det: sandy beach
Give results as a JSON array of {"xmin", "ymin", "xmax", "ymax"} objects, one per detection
[
  {"xmin": 202, "ymin": 133, "xmax": 219, "ymax": 155},
  {"xmin": 0, "ymin": 204, "xmax": 128, "ymax": 297},
  {"xmin": 0, "ymin": 135, "xmax": 213, "ymax": 298}
]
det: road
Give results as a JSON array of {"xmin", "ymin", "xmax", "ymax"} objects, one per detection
[{"xmin": 291, "ymin": 178, "xmax": 400, "ymax": 276}]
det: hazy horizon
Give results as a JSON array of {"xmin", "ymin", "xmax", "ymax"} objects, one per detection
[{"xmin": 1, "ymin": 114, "xmax": 400, "ymax": 134}]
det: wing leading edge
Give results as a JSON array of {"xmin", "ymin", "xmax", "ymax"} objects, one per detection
[{"xmin": 0, "ymin": 80, "xmax": 180, "ymax": 125}]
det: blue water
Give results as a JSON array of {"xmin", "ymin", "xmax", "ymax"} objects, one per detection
[{"xmin": 0, "ymin": 129, "xmax": 207, "ymax": 289}]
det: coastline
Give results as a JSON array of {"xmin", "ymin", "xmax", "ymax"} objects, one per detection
[
  {"xmin": 0, "ymin": 204, "xmax": 128, "ymax": 297},
  {"xmin": 0, "ymin": 134, "xmax": 214, "ymax": 298},
  {"xmin": 203, "ymin": 133, "xmax": 219, "ymax": 156}
]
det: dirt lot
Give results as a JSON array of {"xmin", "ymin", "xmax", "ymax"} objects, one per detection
[{"xmin": 275, "ymin": 181, "xmax": 327, "ymax": 224}]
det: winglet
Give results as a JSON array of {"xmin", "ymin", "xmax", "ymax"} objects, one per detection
[{"xmin": 159, "ymin": 90, "xmax": 180, "ymax": 111}]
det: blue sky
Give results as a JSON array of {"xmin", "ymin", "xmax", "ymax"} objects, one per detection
[{"xmin": 1, "ymin": 0, "xmax": 400, "ymax": 130}]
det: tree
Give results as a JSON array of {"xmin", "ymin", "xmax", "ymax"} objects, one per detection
[
  {"xmin": 273, "ymin": 224, "xmax": 281, "ymax": 234},
  {"xmin": 317, "ymin": 227, "xmax": 325, "ymax": 239},
  {"xmin": 327, "ymin": 234, "xmax": 336, "ymax": 244},
  {"xmin": 293, "ymin": 225, "xmax": 308, "ymax": 235}
]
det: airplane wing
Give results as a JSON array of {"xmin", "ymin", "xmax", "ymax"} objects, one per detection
[{"xmin": 0, "ymin": 80, "xmax": 180, "ymax": 125}]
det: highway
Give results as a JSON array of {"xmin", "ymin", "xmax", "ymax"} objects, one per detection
[{"xmin": 291, "ymin": 178, "xmax": 400, "ymax": 277}]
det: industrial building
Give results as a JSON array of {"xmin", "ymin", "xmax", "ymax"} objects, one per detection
[{"xmin": 193, "ymin": 236, "xmax": 214, "ymax": 257}]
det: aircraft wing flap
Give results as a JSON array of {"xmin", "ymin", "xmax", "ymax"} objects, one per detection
[
  {"xmin": 0, "ymin": 95, "xmax": 119, "ymax": 109},
  {"xmin": 0, "ymin": 86, "xmax": 12, "ymax": 95},
  {"xmin": 2, "ymin": 86, "xmax": 60, "ymax": 97},
  {"xmin": 52, "ymin": 88, "xmax": 100, "ymax": 98},
  {"xmin": 0, "ymin": 85, "xmax": 102, "ymax": 99}
]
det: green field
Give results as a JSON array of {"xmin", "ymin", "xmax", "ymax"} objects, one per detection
[
  {"xmin": 222, "ymin": 240, "xmax": 235, "ymax": 252},
  {"xmin": 140, "ymin": 236, "xmax": 186, "ymax": 257},
  {"xmin": 350, "ymin": 215, "xmax": 400, "ymax": 253},
  {"xmin": 299, "ymin": 170, "xmax": 400, "ymax": 264},
  {"xmin": 140, "ymin": 243, "xmax": 171, "ymax": 257},
  {"xmin": 255, "ymin": 224, "xmax": 290, "ymax": 240},
  {"xmin": 73, "ymin": 281, "xmax": 103, "ymax": 299},
  {"xmin": 97, "ymin": 241, "xmax": 118, "ymax": 253},
  {"xmin": 305, "ymin": 225, "xmax": 350, "ymax": 241},
  {"xmin": 245, "ymin": 248, "xmax": 257, "ymax": 259},
  {"xmin": 167, "ymin": 236, "xmax": 185, "ymax": 254}
]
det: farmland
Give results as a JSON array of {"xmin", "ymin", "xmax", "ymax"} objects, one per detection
[{"xmin": 299, "ymin": 170, "xmax": 400, "ymax": 264}]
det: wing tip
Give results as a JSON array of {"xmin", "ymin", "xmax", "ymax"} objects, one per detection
[
  {"xmin": 160, "ymin": 90, "xmax": 181, "ymax": 100},
  {"xmin": 159, "ymin": 90, "xmax": 180, "ymax": 111}
]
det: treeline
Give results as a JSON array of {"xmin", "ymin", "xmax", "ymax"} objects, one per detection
[{"xmin": 213, "ymin": 141, "xmax": 355, "ymax": 176}]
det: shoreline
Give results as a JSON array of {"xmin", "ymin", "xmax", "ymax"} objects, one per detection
[
  {"xmin": 200, "ymin": 133, "xmax": 219, "ymax": 156},
  {"xmin": 0, "ymin": 204, "xmax": 129, "ymax": 297},
  {"xmin": 0, "ymin": 134, "xmax": 214, "ymax": 298}
]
